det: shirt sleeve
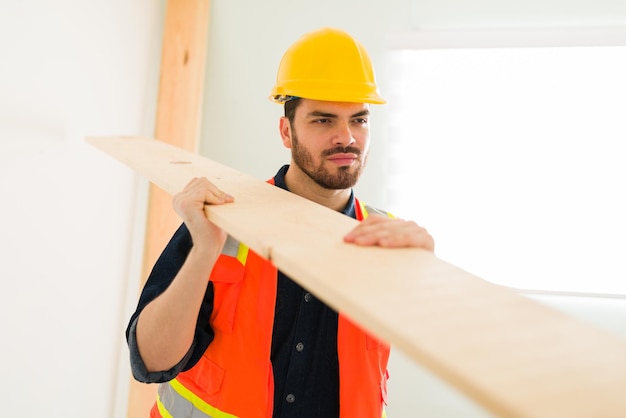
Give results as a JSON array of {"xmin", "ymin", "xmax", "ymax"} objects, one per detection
[{"xmin": 125, "ymin": 223, "xmax": 216, "ymax": 383}]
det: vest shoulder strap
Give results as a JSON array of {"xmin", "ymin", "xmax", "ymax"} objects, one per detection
[{"xmin": 356, "ymin": 198, "xmax": 396, "ymax": 220}]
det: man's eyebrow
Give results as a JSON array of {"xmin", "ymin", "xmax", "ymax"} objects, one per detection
[
  {"xmin": 351, "ymin": 110, "xmax": 370, "ymax": 118},
  {"xmin": 306, "ymin": 109, "xmax": 370, "ymax": 118},
  {"xmin": 306, "ymin": 111, "xmax": 338, "ymax": 118}
]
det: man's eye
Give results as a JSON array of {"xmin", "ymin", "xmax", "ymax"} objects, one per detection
[
  {"xmin": 353, "ymin": 118, "xmax": 368, "ymax": 124},
  {"xmin": 313, "ymin": 118, "xmax": 331, "ymax": 124}
]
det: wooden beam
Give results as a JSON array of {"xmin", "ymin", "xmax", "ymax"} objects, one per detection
[
  {"xmin": 91, "ymin": 136, "xmax": 626, "ymax": 418},
  {"xmin": 127, "ymin": 1, "xmax": 210, "ymax": 417}
]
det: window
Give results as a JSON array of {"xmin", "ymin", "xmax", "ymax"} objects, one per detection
[{"xmin": 385, "ymin": 30, "xmax": 626, "ymax": 295}]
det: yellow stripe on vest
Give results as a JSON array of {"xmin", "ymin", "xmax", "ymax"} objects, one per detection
[
  {"xmin": 236, "ymin": 243, "xmax": 249, "ymax": 265},
  {"xmin": 155, "ymin": 392, "xmax": 175, "ymax": 418},
  {"xmin": 167, "ymin": 379, "xmax": 239, "ymax": 418}
]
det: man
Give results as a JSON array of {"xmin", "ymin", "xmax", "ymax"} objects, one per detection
[{"xmin": 127, "ymin": 27, "xmax": 434, "ymax": 418}]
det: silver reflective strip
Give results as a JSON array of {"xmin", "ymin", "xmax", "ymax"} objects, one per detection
[
  {"xmin": 221, "ymin": 235, "xmax": 240, "ymax": 258},
  {"xmin": 364, "ymin": 204, "xmax": 393, "ymax": 218},
  {"xmin": 158, "ymin": 382, "xmax": 214, "ymax": 418}
]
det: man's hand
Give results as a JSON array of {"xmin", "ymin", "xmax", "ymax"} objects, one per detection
[
  {"xmin": 173, "ymin": 177, "xmax": 234, "ymax": 251},
  {"xmin": 343, "ymin": 215, "xmax": 435, "ymax": 251}
]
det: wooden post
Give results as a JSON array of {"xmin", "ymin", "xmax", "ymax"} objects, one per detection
[{"xmin": 126, "ymin": 1, "xmax": 210, "ymax": 417}]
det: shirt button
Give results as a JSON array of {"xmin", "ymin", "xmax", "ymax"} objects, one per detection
[
  {"xmin": 295, "ymin": 342, "xmax": 304, "ymax": 352},
  {"xmin": 286, "ymin": 394, "xmax": 296, "ymax": 403},
  {"xmin": 304, "ymin": 293, "xmax": 312, "ymax": 302}
]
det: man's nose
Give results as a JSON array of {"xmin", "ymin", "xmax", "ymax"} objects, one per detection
[{"xmin": 332, "ymin": 123, "xmax": 356, "ymax": 146}]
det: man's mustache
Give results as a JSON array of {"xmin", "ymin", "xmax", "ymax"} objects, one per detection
[{"xmin": 322, "ymin": 146, "xmax": 362, "ymax": 157}]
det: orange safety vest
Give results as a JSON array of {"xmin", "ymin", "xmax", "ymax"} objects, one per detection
[{"xmin": 151, "ymin": 191, "xmax": 392, "ymax": 418}]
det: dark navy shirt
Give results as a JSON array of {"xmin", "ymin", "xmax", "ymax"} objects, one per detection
[{"xmin": 126, "ymin": 165, "xmax": 358, "ymax": 418}]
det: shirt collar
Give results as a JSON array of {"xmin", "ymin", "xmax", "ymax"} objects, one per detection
[{"xmin": 273, "ymin": 165, "xmax": 357, "ymax": 219}]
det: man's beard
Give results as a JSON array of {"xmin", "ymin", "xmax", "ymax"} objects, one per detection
[{"xmin": 291, "ymin": 131, "xmax": 367, "ymax": 190}]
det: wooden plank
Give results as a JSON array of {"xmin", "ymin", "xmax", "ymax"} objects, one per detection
[
  {"xmin": 128, "ymin": 1, "xmax": 211, "ymax": 417},
  {"xmin": 93, "ymin": 135, "xmax": 626, "ymax": 418}
]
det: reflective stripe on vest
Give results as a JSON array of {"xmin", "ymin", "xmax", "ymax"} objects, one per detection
[
  {"xmin": 358, "ymin": 200, "xmax": 396, "ymax": 220},
  {"xmin": 156, "ymin": 378, "xmax": 237, "ymax": 418},
  {"xmin": 222, "ymin": 235, "xmax": 249, "ymax": 264}
]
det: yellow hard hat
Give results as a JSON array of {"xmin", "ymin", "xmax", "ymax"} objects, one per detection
[{"xmin": 270, "ymin": 27, "xmax": 386, "ymax": 104}]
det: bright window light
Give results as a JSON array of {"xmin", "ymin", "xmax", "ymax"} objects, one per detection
[{"xmin": 385, "ymin": 44, "xmax": 626, "ymax": 295}]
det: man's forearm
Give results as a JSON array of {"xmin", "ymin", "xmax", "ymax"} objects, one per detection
[{"xmin": 135, "ymin": 245, "xmax": 220, "ymax": 372}]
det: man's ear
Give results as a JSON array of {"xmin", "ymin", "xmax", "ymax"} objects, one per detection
[{"xmin": 279, "ymin": 116, "xmax": 293, "ymax": 149}]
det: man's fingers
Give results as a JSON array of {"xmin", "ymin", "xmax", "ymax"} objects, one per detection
[
  {"xmin": 343, "ymin": 215, "xmax": 392, "ymax": 242},
  {"xmin": 186, "ymin": 177, "xmax": 234, "ymax": 205},
  {"xmin": 344, "ymin": 216, "xmax": 435, "ymax": 251},
  {"xmin": 173, "ymin": 177, "xmax": 234, "ymax": 221}
]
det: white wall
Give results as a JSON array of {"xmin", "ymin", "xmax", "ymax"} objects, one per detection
[
  {"xmin": 408, "ymin": 0, "xmax": 626, "ymax": 28},
  {"xmin": 0, "ymin": 1, "xmax": 163, "ymax": 417},
  {"xmin": 1, "ymin": 0, "xmax": 624, "ymax": 417}
]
